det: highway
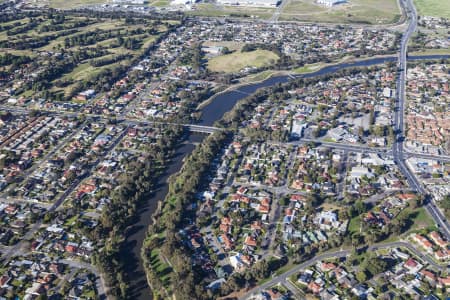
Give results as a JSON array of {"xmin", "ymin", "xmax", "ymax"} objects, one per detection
[
  {"xmin": 1, "ymin": 4, "xmax": 449, "ymax": 298},
  {"xmin": 392, "ymin": 0, "xmax": 450, "ymax": 240},
  {"xmin": 238, "ymin": 1, "xmax": 450, "ymax": 298},
  {"xmin": 239, "ymin": 241, "xmax": 445, "ymax": 299},
  {"xmin": 269, "ymin": 0, "xmax": 290, "ymax": 23}
]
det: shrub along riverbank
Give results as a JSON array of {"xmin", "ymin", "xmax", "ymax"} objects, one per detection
[{"xmin": 141, "ymin": 65, "xmax": 403, "ymax": 299}]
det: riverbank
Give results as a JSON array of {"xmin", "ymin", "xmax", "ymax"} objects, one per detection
[
  {"xmin": 195, "ymin": 54, "xmax": 449, "ymax": 116},
  {"xmin": 196, "ymin": 70, "xmax": 290, "ymax": 111},
  {"xmin": 141, "ymin": 130, "xmax": 229, "ymax": 299},
  {"xmin": 121, "ymin": 133, "xmax": 203, "ymax": 300},
  {"xmin": 130, "ymin": 54, "xmax": 449, "ymax": 299}
]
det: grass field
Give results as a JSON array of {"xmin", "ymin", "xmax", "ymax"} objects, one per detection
[
  {"xmin": 280, "ymin": 0, "xmax": 401, "ymax": 24},
  {"xmin": 188, "ymin": 3, "xmax": 275, "ymax": 19},
  {"xmin": 414, "ymin": 0, "xmax": 450, "ymax": 18},
  {"xmin": 401, "ymin": 207, "xmax": 435, "ymax": 232},
  {"xmin": 49, "ymin": 0, "xmax": 106, "ymax": 8},
  {"xmin": 239, "ymin": 70, "xmax": 278, "ymax": 84},
  {"xmin": 207, "ymin": 49, "xmax": 279, "ymax": 73},
  {"xmin": 348, "ymin": 207, "xmax": 435, "ymax": 244},
  {"xmin": 293, "ymin": 63, "xmax": 324, "ymax": 74},
  {"xmin": 319, "ymin": 202, "xmax": 345, "ymax": 212},
  {"xmin": 410, "ymin": 48, "xmax": 450, "ymax": 56},
  {"xmin": 348, "ymin": 215, "xmax": 362, "ymax": 235},
  {"xmin": 150, "ymin": 0, "xmax": 171, "ymax": 7},
  {"xmin": 148, "ymin": 248, "xmax": 172, "ymax": 287}
]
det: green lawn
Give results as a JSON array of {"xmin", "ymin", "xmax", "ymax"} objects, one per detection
[
  {"xmin": 410, "ymin": 48, "xmax": 450, "ymax": 56},
  {"xmin": 280, "ymin": 0, "xmax": 401, "ymax": 24},
  {"xmin": 63, "ymin": 63, "xmax": 94, "ymax": 81},
  {"xmin": 293, "ymin": 63, "xmax": 325, "ymax": 74},
  {"xmin": 53, "ymin": 60, "xmax": 128, "ymax": 97},
  {"xmin": 414, "ymin": 0, "xmax": 450, "ymax": 18},
  {"xmin": 402, "ymin": 207, "xmax": 435, "ymax": 231},
  {"xmin": 148, "ymin": 248, "xmax": 172, "ymax": 287},
  {"xmin": 239, "ymin": 70, "xmax": 278, "ymax": 84},
  {"xmin": 348, "ymin": 215, "xmax": 362, "ymax": 235},
  {"xmin": 207, "ymin": 49, "xmax": 279, "ymax": 73}
]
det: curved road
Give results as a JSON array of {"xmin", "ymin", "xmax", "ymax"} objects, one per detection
[
  {"xmin": 239, "ymin": 241, "xmax": 445, "ymax": 299},
  {"xmin": 240, "ymin": 0, "xmax": 450, "ymax": 298}
]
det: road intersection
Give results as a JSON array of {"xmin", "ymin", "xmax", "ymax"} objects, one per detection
[
  {"xmin": 392, "ymin": 0, "xmax": 450, "ymax": 240},
  {"xmin": 239, "ymin": 0, "xmax": 450, "ymax": 298},
  {"xmin": 0, "ymin": 1, "xmax": 448, "ymax": 298},
  {"xmin": 239, "ymin": 241, "xmax": 446, "ymax": 299}
]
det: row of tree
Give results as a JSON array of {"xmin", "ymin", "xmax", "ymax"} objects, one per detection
[
  {"xmin": 86, "ymin": 125, "xmax": 184, "ymax": 299},
  {"xmin": 142, "ymin": 130, "xmax": 230, "ymax": 299},
  {"xmin": 140, "ymin": 64, "xmax": 422, "ymax": 299}
]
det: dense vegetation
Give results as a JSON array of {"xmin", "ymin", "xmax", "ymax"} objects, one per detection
[
  {"xmin": 87, "ymin": 125, "xmax": 184, "ymax": 299},
  {"xmin": 142, "ymin": 130, "xmax": 229, "ymax": 299},
  {"xmin": 141, "ymin": 65, "xmax": 431, "ymax": 299}
]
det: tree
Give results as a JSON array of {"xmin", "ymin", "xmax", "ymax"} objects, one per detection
[
  {"xmin": 356, "ymin": 270, "xmax": 367, "ymax": 282},
  {"xmin": 312, "ymin": 126, "xmax": 321, "ymax": 138},
  {"xmin": 364, "ymin": 231, "xmax": 375, "ymax": 245},
  {"xmin": 358, "ymin": 126, "xmax": 364, "ymax": 137},
  {"xmin": 221, "ymin": 47, "xmax": 231, "ymax": 55},
  {"xmin": 441, "ymin": 194, "xmax": 450, "ymax": 217},
  {"xmin": 354, "ymin": 200, "xmax": 366, "ymax": 215},
  {"xmin": 351, "ymin": 233, "xmax": 363, "ymax": 248},
  {"xmin": 369, "ymin": 109, "xmax": 375, "ymax": 125}
]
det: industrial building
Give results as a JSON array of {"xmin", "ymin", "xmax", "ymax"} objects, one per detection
[{"xmin": 317, "ymin": 0, "xmax": 347, "ymax": 7}]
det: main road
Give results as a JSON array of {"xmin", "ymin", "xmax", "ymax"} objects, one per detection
[
  {"xmin": 238, "ymin": 1, "xmax": 450, "ymax": 298},
  {"xmin": 392, "ymin": 0, "xmax": 450, "ymax": 240},
  {"xmin": 0, "ymin": 105, "xmax": 222, "ymax": 134}
]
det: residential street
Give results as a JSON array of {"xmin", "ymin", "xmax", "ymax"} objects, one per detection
[{"xmin": 239, "ymin": 241, "xmax": 446, "ymax": 299}]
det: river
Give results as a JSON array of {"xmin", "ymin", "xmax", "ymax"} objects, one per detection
[
  {"xmin": 122, "ymin": 54, "xmax": 449, "ymax": 300},
  {"xmin": 122, "ymin": 134, "xmax": 203, "ymax": 299}
]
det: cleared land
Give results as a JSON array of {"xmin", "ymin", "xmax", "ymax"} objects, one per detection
[
  {"xmin": 49, "ymin": 0, "xmax": 106, "ymax": 8},
  {"xmin": 188, "ymin": 3, "xmax": 275, "ymax": 19},
  {"xmin": 150, "ymin": 0, "xmax": 171, "ymax": 6},
  {"xmin": 414, "ymin": 0, "xmax": 450, "ymax": 18},
  {"xmin": 280, "ymin": 0, "xmax": 401, "ymax": 24},
  {"xmin": 207, "ymin": 50, "xmax": 279, "ymax": 73}
]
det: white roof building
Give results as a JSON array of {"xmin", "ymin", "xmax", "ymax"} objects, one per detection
[{"xmin": 317, "ymin": 0, "xmax": 347, "ymax": 7}]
